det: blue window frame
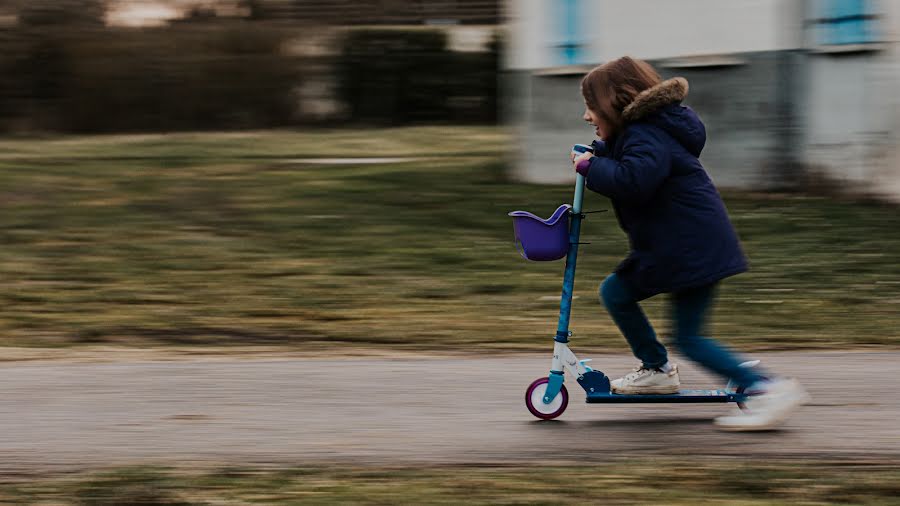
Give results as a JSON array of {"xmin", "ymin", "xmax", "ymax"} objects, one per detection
[
  {"xmin": 816, "ymin": 0, "xmax": 879, "ymax": 45},
  {"xmin": 552, "ymin": 0, "xmax": 584, "ymax": 66}
]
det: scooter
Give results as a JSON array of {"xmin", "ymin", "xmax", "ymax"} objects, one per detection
[{"xmin": 509, "ymin": 144, "xmax": 757, "ymax": 420}]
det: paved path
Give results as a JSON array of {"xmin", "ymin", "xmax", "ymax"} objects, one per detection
[{"xmin": 1, "ymin": 352, "xmax": 897, "ymax": 472}]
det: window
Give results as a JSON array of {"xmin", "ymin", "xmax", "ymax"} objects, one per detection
[{"xmin": 813, "ymin": 0, "xmax": 880, "ymax": 47}]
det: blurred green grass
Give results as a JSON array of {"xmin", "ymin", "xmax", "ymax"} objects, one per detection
[
  {"xmin": 2, "ymin": 462, "xmax": 898, "ymax": 505},
  {"xmin": 0, "ymin": 127, "xmax": 898, "ymax": 351}
]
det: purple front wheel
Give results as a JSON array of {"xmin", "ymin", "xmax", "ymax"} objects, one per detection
[{"xmin": 525, "ymin": 377, "xmax": 569, "ymax": 420}]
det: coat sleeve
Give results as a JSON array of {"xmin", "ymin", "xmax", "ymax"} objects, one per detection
[
  {"xmin": 590, "ymin": 139, "xmax": 610, "ymax": 157},
  {"xmin": 584, "ymin": 126, "xmax": 671, "ymax": 204}
]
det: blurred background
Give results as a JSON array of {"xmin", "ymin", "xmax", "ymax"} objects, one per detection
[
  {"xmin": 0, "ymin": 1, "xmax": 898, "ymax": 503},
  {"xmin": 0, "ymin": 0, "xmax": 500, "ymax": 132},
  {"xmin": 0, "ymin": 0, "xmax": 896, "ymax": 352}
]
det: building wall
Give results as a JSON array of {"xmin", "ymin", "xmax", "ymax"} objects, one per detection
[
  {"xmin": 507, "ymin": 53, "xmax": 791, "ymax": 188},
  {"xmin": 506, "ymin": 0, "xmax": 804, "ymax": 70},
  {"xmin": 506, "ymin": 0, "xmax": 900, "ymax": 202},
  {"xmin": 801, "ymin": 3, "xmax": 900, "ymax": 201}
]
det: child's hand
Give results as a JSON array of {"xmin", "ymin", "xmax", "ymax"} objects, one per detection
[
  {"xmin": 572, "ymin": 151, "xmax": 594, "ymax": 175},
  {"xmin": 570, "ymin": 149, "xmax": 593, "ymax": 162}
]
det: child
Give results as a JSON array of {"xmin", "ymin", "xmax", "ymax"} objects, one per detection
[{"xmin": 571, "ymin": 56, "xmax": 808, "ymax": 431}]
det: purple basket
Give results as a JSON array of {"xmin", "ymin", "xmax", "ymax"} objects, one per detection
[{"xmin": 508, "ymin": 204, "xmax": 572, "ymax": 261}]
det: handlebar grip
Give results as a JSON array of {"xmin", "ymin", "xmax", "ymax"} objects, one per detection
[{"xmin": 572, "ymin": 144, "xmax": 594, "ymax": 155}]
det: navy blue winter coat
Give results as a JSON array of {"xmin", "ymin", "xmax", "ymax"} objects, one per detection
[{"xmin": 583, "ymin": 77, "xmax": 747, "ymax": 296}]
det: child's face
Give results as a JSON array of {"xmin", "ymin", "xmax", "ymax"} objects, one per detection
[{"xmin": 583, "ymin": 106, "xmax": 611, "ymax": 140}]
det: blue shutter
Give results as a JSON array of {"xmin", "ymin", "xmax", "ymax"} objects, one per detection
[
  {"xmin": 553, "ymin": 0, "xmax": 584, "ymax": 66},
  {"xmin": 819, "ymin": 0, "xmax": 878, "ymax": 45}
]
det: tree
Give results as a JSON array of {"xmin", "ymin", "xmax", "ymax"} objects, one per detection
[
  {"xmin": 240, "ymin": 0, "xmax": 271, "ymax": 20},
  {"xmin": 18, "ymin": 0, "xmax": 106, "ymax": 27}
]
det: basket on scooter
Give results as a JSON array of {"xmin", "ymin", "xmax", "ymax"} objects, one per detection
[{"xmin": 508, "ymin": 204, "xmax": 572, "ymax": 261}]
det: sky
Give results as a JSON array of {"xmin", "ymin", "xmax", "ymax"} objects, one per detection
[
  {"xmin": 105, "ymin": 0, "xmax": 243, "ymax": 26},
  {"xmin": 106, "ymin": 1, "xmax": 182, "ymax": 26}
]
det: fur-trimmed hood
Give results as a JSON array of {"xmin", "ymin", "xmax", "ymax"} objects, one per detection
[
  {"xmin": 622, "ymin": 77, "xmax": 705, "ymax": 157},
  {"xmin": 622, "ymin": 77, "xmax": 689, "ymax": 122}
]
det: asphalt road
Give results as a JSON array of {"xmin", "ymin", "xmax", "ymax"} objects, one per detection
[{"xmin": 1, "ymin": 351, "xmax": 897, "ymax": 472}]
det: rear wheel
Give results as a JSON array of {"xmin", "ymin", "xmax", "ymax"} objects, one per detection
[
  {"xmin": 525, "ymin": 377, "xmax": 569, "ymax": 420},
  {"xmin": 726, "ymin": 360, "xmax": 765, "ymax": 412},
  {"xmin": 735, "ymin": 376, "xmax": 770, "ymax": 412}
]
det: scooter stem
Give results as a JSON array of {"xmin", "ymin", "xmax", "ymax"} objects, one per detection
[
  {"xmin": 572, "ymin": 173, "xmax": 585, "ymax": 214},
  {"xmin": 554, "ymin": 174, "xmax": 585, "ymax": 343}
]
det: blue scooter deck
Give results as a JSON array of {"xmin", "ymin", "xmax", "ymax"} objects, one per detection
[{"xmin": 586, "ymin": 389, "xmax": 746, "ymax": 404}]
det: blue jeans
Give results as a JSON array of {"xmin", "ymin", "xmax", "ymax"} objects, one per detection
[{"xmin": 600, "ymin": 273, "xmax": 762, "ymax": 388}]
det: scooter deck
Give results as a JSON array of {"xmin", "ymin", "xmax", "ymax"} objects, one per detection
[{"xmin": 586, "ymin": 389, "xmax": 746, "ymax": 404}]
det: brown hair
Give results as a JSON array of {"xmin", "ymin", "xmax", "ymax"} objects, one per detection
[{"xmin": 581, "ymin": 56, "xmax": 661, "ymax": 135}]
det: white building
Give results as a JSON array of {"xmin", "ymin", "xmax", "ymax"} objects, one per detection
[{"xmin": 505, "ymin": 0, "xmax": 900, "ymax": 201}]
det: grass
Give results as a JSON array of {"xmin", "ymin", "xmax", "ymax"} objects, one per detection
[
  {"xmin": 0, "ymin": 126, "xmax": 898, "ymax": 351},
  {"xmin": 1, "ymin": 461, "xmax": 898, "ymax": 505}
]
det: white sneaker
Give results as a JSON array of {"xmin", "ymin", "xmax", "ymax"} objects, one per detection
[
  {"xmin": 714, "ymin": 378, "xmax": 810, "ymax": 431},
  {"xmin": 611, "ymin": 364, "xmax": 680, "ymax": 394}
]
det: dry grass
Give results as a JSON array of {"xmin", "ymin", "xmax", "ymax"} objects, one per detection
[
  {"xmin": 0, "ymin": 127, "xmax": 897, "ymax": 353},
  {"xmin": 1, "ymin": 461, "xmax": 898, "ymax": 505}
]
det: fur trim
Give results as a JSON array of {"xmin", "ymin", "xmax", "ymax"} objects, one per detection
[{"xmin": 622, "ymin": 77, "xmax": 689, "ymax": 122}]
